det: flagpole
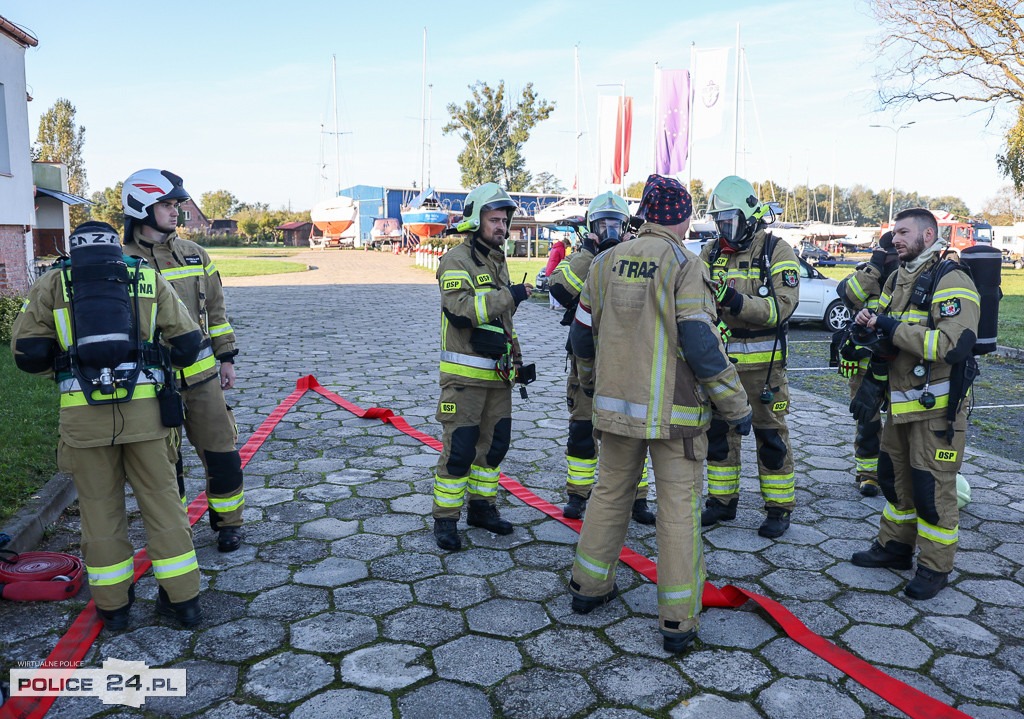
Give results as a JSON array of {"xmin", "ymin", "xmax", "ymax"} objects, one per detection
[
  {"xmin": 733, "ymin": 23, "xmax": 740, "ymax": 175},
  {"xmin": 621, "ymin": 80, "xmax": 626, "ymax": 197},
  {"xmin": 687, "ymin": 42, "xmax": 695, "ymax": 193},
  {"xmin": 652, "ymin": 62, "xmax": 660, "ymax": 179}
]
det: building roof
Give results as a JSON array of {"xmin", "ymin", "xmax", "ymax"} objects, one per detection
[
  {"xmin": 35, "ymin": 186, "xmax": 93, "ymax": 205},
  {"xmin": 276, "ymin": 221, "xmax": 311, "ymax": 230},
  {"xmin": 0, "ymin": 15, "xmax": 38, "ymax": 47}
]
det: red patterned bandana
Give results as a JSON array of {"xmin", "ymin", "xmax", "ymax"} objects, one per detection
[{"xmin": 638, "ymin": 174, "xmax": 693, "ymax": 225}]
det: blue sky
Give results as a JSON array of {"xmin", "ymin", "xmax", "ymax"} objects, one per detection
[{"xmin": 5, "ymin": 0, "xmax": 1014, "ymax": 215}]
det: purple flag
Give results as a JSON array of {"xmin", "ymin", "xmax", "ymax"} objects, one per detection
[{"xmin": 656, "ymin": 69, "xmax": 690, "ymax": 176}]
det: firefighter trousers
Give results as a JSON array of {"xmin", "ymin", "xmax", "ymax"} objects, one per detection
[
  {"xmin": 57, "ymin": 437, "xmax": 199, "ymax": 611},
  {"xmin": 175, "ymin": 377, "xmax": 244, "ymax": 529},
  {"xmin": 706, "ymin": 366, "xmax": 795, "ymax": 510},
  {"xmin": 432, "ymin": 383, "xmax": 512, "ymax": 520},
  {"xmin": 571, "ymin": 431, "xmax": 707, "ymax": 634},
  {"xmin": 876, "ymin": 416, "xmax": 965, "ymax": 573},
  {"xmin": 848, "ymin": 370, "xmax": 881, "ymax": 483}
]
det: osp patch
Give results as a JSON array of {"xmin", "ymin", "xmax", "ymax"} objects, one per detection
[
  {"xmin": 935, "ymin": 448, "xmax": 957, "ymax": 462},
  {"xmin": 938, "ymin": 298, "xmax": 961, "ymax": 317},
  {"xmin": 781, "ymin": 269, "xmax": 799, "ymax": 288},
  {"xmin": 440, "ymin": 402, "xmax": 457, "ymax": 414}
]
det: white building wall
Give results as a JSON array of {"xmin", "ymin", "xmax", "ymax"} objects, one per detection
[{"xmin": 0, "ymin": 29, "xmax": 36, "ymax": 290}]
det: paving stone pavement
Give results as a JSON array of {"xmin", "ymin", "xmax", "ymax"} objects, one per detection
[{"xmin": 2, "ymin": 251, "xmax": 1023, "ymax": 718}]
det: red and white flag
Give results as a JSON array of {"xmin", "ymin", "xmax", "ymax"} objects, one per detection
[{"xmin": 598, "ymin": 95, "xmax": 633, "ymax": 186}]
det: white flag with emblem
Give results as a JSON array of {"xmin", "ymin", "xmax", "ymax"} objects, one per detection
[{"xmin": 692, "ymin": 47, "xmax": 730, "ymax": 140}]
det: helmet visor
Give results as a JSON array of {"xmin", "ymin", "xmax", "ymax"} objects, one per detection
[
  {"xmin": 712, "ymin": 209, "xmax": 745, "ymax": 246},
  {"xmin": 592, "ymin": 216, "xmax": 625, "ymax": 244}
]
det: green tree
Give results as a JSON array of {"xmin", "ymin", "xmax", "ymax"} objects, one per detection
[
  {"xmin": 527, "ymin": 171, "xmax": 564, "ymax": 194},
  {"xmin": 89, "ymin": 182, "xmax": 124, "ymax": 227},
  {"xmin": 871, "ymin": 0, "xmax": 1024, "ymax": 190},
  {"xmin": 443, "ymin": 80, "xmax": 555, "ymax": 191},
  {"xmin": 981, "ymin": 185, "xmax": 1024, "ymax": 224},
  {"xmin": 33, "ymin": 98, "xmax": 88, "ymax": 226},
  {"xmin": 927, "ymin": 195, "xmax": 971, "ymax": 217},
  {"xmin": 200, "ymin": 190, "xmax": 238, "ymax": 219}
]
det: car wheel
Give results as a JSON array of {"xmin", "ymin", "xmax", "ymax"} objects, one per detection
[
  {"xmin": 1015, "ymin": 259, "xmax": 1023, "ymax": 270},
  {"xmin": 824, "ymin": 300, "xmax": 850, "ymax": 332}
]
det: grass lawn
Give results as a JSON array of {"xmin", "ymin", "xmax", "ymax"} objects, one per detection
[
  {"xmin": 214, "ymin": 258, "xmax": 308, "ymax": 277},
  {"xmin": 820, "ymin": 265, "xmax": 1024, "ymax": 349},
  {"xmin": 205, "ymin": 247, "xmax": 302, "ymax": 258},
  {"xmin": 0, "ymin": 348, "xmax": 59, "ymax": 525}
]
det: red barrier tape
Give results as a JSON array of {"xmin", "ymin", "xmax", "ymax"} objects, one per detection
[{"xmin": 2, "ymin": 374, "xmax": 969, "ymax": 719}]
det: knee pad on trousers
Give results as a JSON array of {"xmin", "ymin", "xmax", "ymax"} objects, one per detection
[
  {"xmin": 567, "ymin": 420, "xmax": 596, "ymax": 459},
  {"xmin": 911, "ymin": 468, "xmax": 940, "ymax": 525},
  {"xmin": 707, "ymin": 419, "xmax": 731, "ymax": 462},
  {"xmin": 486, "ymin": 417, "xmax": 512, "ymax": 467},
  {"xmin": 877, "ymin": 452, "xmax": 897, "ymax": 504},
  {"xmin": 205, "ymin": 450, "xmax": 243, "ymax": 494},
  {"xmin": 447, "ymin": 426, "xmax": 480, "ymax": 477},
  {"xmin": 856, "ymin": 419, "xmax": 882, "ymax": 457},
  {"xmin": 754, "ymin": 428, "xmax": 787, "ymax": 470}
]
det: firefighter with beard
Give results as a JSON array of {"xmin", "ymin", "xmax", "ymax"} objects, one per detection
[
  {"xmin": 567, "ymin": 175, "xmax": 751, "ymax": 654},
  {"xmin": 834, "ymin": 231, "xmax": 899, "ymax": 496},
  {"xmin": 121, "ymin": 169, "xmax": 244, "ymax": 553},
  {"xmin": 548, "ymin": 192, "xmax": 655, "ymax": 524},
  {"xmin": 11, "ymin": 222, "xmax": 204, "ymax": 629},
  {"xmin": 850, "ymin": 208, "xmax": 980, "ymax": 600},
  {"xmin": 431, "ymin": 183, "xmax": 533, "ymax": 551},
  {"xmin": 699, "ymin": 176, "xmax": 801, "ymax": 539}
]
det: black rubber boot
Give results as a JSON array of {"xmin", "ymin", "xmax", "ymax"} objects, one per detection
[
  {"xmin": 467, "ymin": 500, "xmax": 513, "ymax": 535},
  {"xmin": 758, "ymin": 508, "xmax": 791, "ymax": 538},
  {"xmin": 858, "ymin": 478, "xmax": 880, "ymax": 497},
  {"xmin": 570, "ymin": 584, "xmax": 619, "ymax": 614},
  {"xmin": 217, "ymin": 526, "xmax": 243, "ymax": 553},
  {"xmin": 156, "ymin": 586, "xmax": 203, "ymax": 628},
  {"xmin": 904, "ymin": 566, "xmax": 949, "ymax": 600},
  {"xmin": 700, "ymin": 497, "xmax": 738, "ymax": 527},
  {"xmin": 433, "ymin": 518, "xmax": 461, "ymax": 551},
  {"xmin": 631, "ymin": 498, "xmax": 656, "ymax": 525},
  {"xmin": 97, "ymin": 583, "xmax": 135, "ymax": 631},
  {"xmin": 563, "ymin": 494, "xmax": 587, "ymax": 520},
  {"xmin": 851, "ymin": 540, "xmax": 913, "ymax": 570},
  {"xmin": 661, "ymin": 628, "xmax": 698, "ymax": 655}
]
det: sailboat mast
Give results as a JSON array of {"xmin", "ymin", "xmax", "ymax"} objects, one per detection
[
  {"xmin": 427, "ymin": 84, "xmax": 433, "ymax": 189},
  {"xmin": 732, "ymin": 24, "xmax": 740, "ymax": 175},
  {"xmin": 574, "ymin": 44, "xmax": 580, "ymax": 202},
  {"xmin": 420, "ymin": 27, "xmax": 427, "ymax": 190},
  {"xmin": 687, "ymin": 42, "xmax": 695, "ymax": 192},
  {"xmin": 332, "ymin": 54, "xmax": 341, "ymax": 197}
]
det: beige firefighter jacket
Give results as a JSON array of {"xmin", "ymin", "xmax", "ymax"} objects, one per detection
[
  {"xmin": 841, "ymin": 262, "xmax": 884, "ymax": 313},
  {"xmin": 877, "ymin": 254, "xmax": 980, "ymax": 425},
  {"xmin": 699, "ymin": 229, "xmax": 801, "ymax": 372},
  {"xmin": 548, "ymin": 247, "xmax": 596, "ymax": 308},
  {"xmin": 574, "ymin": 223, "xmax": 750, "ymax": 439},
  {"xmin": 11, "ymin": 261, "xmax": 200, "ymax": 447},
  {"xmin": 123, "ymin": 229, "xmax": 236, "ymax": 386},
  {"xmin": 436, "ymin": 234, "xmax": 523, "ymax": 388}
]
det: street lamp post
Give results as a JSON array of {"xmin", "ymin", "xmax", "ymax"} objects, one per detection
[{"xmin": 870, "ymin": 121, "xmax": 916, "ymax": 226}]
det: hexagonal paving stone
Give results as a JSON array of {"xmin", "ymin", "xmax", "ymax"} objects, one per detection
[
  {"xmin": 840, "ymin": 624, "xmax": 931, "ymax": 669},
  {"xmin": 495, "ymin": 668, "xmax": 595, "ymax": 719},
  {"xmin": 467, "ymin": 599, "xmax": 551, "ymax": 637},
  {"xmin": 203, "ymin": 700, "xmax": 277, "ymax": 719},
  {"xmin": 762, "ymin": 568, "xmax": 841, "ymax": 601},
  {"xmin": 915, "ymin": 586, "xmax": 977, "ymax": 615},
  {"xmin": 773, "ymin": 523, "xmax": 830, "ymax": 546},
  {"xmin": 522, "ymin": 628, "xmax": 614, "ymax": 671},
  {"xmin": 780, "ymin": 600, "xmax": 850, "ymax": 637},
  {"xmin": 930, "ymin": 654, "xmax": 1024, "ymax": 703},
  {"xmin": 243, "ymin": 651, "xmax": 334, "ymax": 704},
  {"xmin": 371, "ymin": 552, "xmax": 443, "ymax": 582},
  {"xmin": 291, "ymin": 688, "xmax": 392, "ymax": 719},
  {"xmin": 589, "ymin": 656, "xmax": 689, "ymax": 710},
  {"xmin": 214, "ymin": 561, "xmax": 291, "ymax": 594},
  {"xmin": 760, "ymin": 637, "xmax": 843, "ymax": 681},
  {"xmin": 669, "ymin": 694, "xmax": 761, "ymax": 719},
  {"xmin": 144, "ymin": 659, "xmax": 238, "ymax": 717},
  {"xmin": 513, "ymin": 542, "xmax": 576, "ymax": 570},
  {"xmin": 99, "ymin": 626, "xmax": 191, "ymax": 667},
  {"xmin": 825, "ymin": 562, "xmax": 905, "ymax": 591},
  {"xmin": 382, "ymin": 606, "xmax": 464, "ymax": 646},
  {"xmin": 291, "ymin": 611, "xmax": 378, "ymax": 653},
  {"xmin": 293, "ymin": 556, "xmax": 368, "ymax": 587},
  {"xmin": 698, "ymin": 608, "xmax": 777, "ymax": 649},
  {"xmin": 257, "ymin": 538, "xmax": 328, "ymax": 565},
  {"xmin": 362, "ymin": 513, "xmax": 426, "ymax": 535},
  {"xmin": 702, "ymin": 526, "xmax": 773, "ymax": 552},
  {"xmin": 705, "ymin": 551, "xmax": 770, "ymax": 579},
  {"xmin": 832, "ymin": 591, "xmax": 919, "ymax": 627},
  {"xmin": 531, "ymin": 520, "xmax": 582, "ymax": 544},
  {"xmin": 297, "ymin": 484, "xmax": 353, "ymax": 503},
  {"xmin": 757, "ymin": 677, "xmax": 865, "ymax": 719},
  {"xmin": 414, "ymin": 574, "xmax": 492, "ymax": 608},
  {"xmin": 676, "ymin": 648, "xmax": 773, "ymax": 695},
  {"xmin": 196, "ymin": 543, "xmax": 260, "ymax": 571},
  {"xmin": 333, "ymin": 533, "xmax": 399, "ymax": 560},
  {"xmin": 491, "ymin": 567, "xmax": 563, "ymax": 601},
  {"xmin": 326, "ymin": 468, "xmax": 377, "ymax": 485},
  {"xmin": 433, "ymin": 635, "xmax": 523, "ymax": 686},
  {"xmin": 334, "ymin": 580, "xmax": 413, "ymax": 616},
  {"xmin": 264, "ymin": 501, "xmax": 327, "ymax": 523},
  {"xmin": 243, "ymin": 487, "xmax": 295, "ymax": 507},
  {"xmin": 340, "ymin": 643, "xmax": 432, "ymax": 690},
  {"xmin": 915, "ymin": 615, "xmax": 1000, "ymax": 655},
  {"xmin": 356, "ymin": 480, "xmax": 416, "ymax": 498},
  {"xmin": 398, "ymin": 681, "xmax": 494, "ymax": 719},
  {"xmin": 956, "ymin": 579, "xmax": 1024, "ymax": 607},
  {"xmin": 234, "ymin": 520, "xmax": 294, "ymax": 544},
  {"xmin": 444, "ymin": 548, "xmax": 515, "ymax": 576},
  {"xmin": 328, "ymin": 497, "xmax": 389, "ymax": 519},
  {"xmin": 247, "ymin": 585, "xmax": 329, "ymax": 621},
  {"xmin": 603, "ymin": 616, "xmax": 673, "ymax": 657},
  {"xmin": 760, "ymin": 543, "xmax": 834, "ymax": 571},
  {"xmin": 466, "ymin": 526, "xmax": 533, "ymax": 549},
  {"xmin": 299, "ymin": 517, "xmax": 359, "ymax": 540},
  {"xmin": 193, "ymin": 618, "xmax": 286, "ymax": 662}
]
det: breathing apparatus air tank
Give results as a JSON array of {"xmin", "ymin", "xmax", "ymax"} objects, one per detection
[
  {"xmin": 66, "ymin": 222, "xmax": 134, "ymax": 394},
  {"xmin": 958, "ymin": 244, "xmax": 1002, "ymax": 355}
]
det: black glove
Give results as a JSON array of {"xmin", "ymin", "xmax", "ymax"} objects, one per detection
[
  {"xmin": 869, "ymin": 248, "xmax": 888, "ymax": 271},
  {"xmin": 879, "ymin": 231, "xmax": 894, "ymax": 250},
  {"xmin": 873, "ymin": 315, "xmax": 898, "ymax": 338},
  {"xmin": 850, "ymin": 371, "xmax": 886, "ymax": 423},
  {"xmin": 729, "ymin": 411, "xmax": 753, "ymax": 436},
  {"xmin": 720, "ymin": 287, "xmax": 743, "ymax": 314},
  {"xmin": 508, "ymin": 284, "xmax": 529, "ymax": 306}
]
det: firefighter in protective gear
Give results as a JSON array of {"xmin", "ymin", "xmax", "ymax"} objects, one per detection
[
  {"xmin": 11, "ymin": 222, "xmax": 205, "ymax": 630},
  {"xmin": 850, "ymin": 208, "xmax": 980, "ymax": 600},
  {"xmin": 567, "ymin": 175, "xmax": 751, "ymax": 654},
  {"xmin": 433, "ymin": 183, "xmax": 533, "ymax": 551},
  {"xmin": 700, "ymin": 175, "xmax": 801, "ymax": 539},
  {"xmin": 549, "ymin": 191, "xmax": 655, "ymax": 524},
  {"xmin": 122, "ymin": 169, "xmax": 244, "ymax": 553},
  {"xmin": 835, "ymin": 231, "xmax": 899, "ymax": 496}
]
